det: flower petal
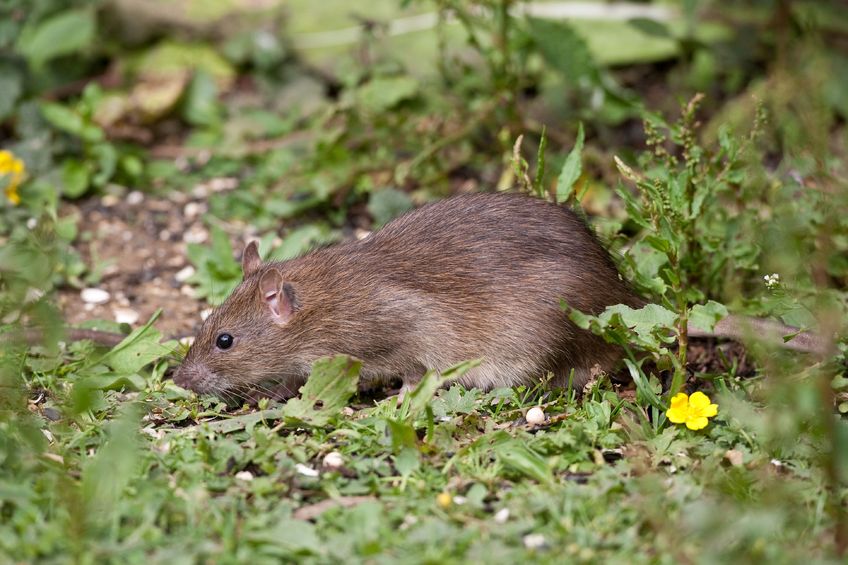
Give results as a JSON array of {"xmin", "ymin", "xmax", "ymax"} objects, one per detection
[
  {"xmin": 686, "ymin": 416, "xmax": 709, "ymax": 431},
  {"xmin": 669, "ymin": 393, "xmax": 689, "ymax": 409},
  {"xmin": 688, "ymin": 391, "xmax": 712, "ymax": 409},
  {"xmin": 667, "ymin": 406, "xmax": 688, "ymax": 424},
  {"xmin": 703, "ymin": 403, "xmax": 718, "ymax": 418}
]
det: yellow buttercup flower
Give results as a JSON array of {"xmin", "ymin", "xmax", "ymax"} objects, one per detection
[
  {"xmin": 0, "ymin": 150, "xmax": 26, "ymax": 205},
  {"xmin": 666, "ymin": 391, "xmax": 718, "ymax": 431}
]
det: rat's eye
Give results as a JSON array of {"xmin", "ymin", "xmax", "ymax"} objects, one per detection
[{"xmin": 216, "ymin": 333, "xmax": 234, "ymax": 350}]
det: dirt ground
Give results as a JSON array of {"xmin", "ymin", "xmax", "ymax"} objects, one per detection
[{"xmin": 58, "ymin": 188, "xmax": 210, "ymax": 339}]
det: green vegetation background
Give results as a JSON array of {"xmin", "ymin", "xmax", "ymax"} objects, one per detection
[{"xmin": 1, "ymin": 0, "xmax": 847, "ymax": 562}]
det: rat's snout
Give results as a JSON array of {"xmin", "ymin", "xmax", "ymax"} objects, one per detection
[{"xmin": 173, "ymin": 360, "xmax": 215, "ymax": 394}]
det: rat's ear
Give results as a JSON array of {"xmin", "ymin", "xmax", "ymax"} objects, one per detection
[
  {"xmin": 258, "ymin": 269, "xmax": 297, "ymax": 325},
  {"xmin": 242, "ymin": 240, "xmax": 262, "ymax": 279}
]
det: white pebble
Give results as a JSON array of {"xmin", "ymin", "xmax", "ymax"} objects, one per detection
[
  {"xmin": 183, "ymin": 226, "xmax": 208, "ymax": 244},
  {"xmin": 179, "ymin": 336, "xmax": 195, "ymax": 347},
  {"xmin": 525, "ymin": 406, "xmax": 546, "ymax": 425},
  {"xmin": 200, "ymin": 308, "xmax": 213, "ymax": 321},
  {"xmin": 101, "ymin": 194, "xmax": 119, "ymax": 207},
  {"xmin": 295, "ymin": 463, "xmax": 319, "ymax": 477},
  {"xmin": 235, "ymin": 471, "xmax": 254, "ymax": 481},
  {"xmin": 175, "ymin": 265, "xmax": 196, "ymax": 282},
  {"xmin": 183, "ymin": 202, "xmax": 204, "ymax": 219},
  {"xmin": 113, "ymin": 308, "xmax": 140, "ymax": 325},
  {"xmin": 126, "ymin": 191, "xmax": 144, "ymax": 205},
  {"xmin": 322, "ymin": 452, "xmax": 344, "ymax": 468},
  {"xmin": 81, "ymin": 288, "xmax": 111, "ymax": 304},
  {"xmin": 523, "ymin": 533, "xmax": 547, "ymax": 550},
  {"xmin": 180, "ymin": 285, "xmax": 196, "ymax": 298},
  {"xmin": 26, "ymin": 218, "xmax": 37, "ymax": 229},
  {"xmin": 494, "ymin": 508, "xmax": 510, "ymax": 523}
]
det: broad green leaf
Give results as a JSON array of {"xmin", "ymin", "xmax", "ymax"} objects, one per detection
[
  {"xmin": 16, "ymin": 8, "xmax": 96, "ymax": 68},
  {"xmin": 599, "ymin": 303, "xmax": 678, "ymax": 344},
  {"xmin": 689, "ymin": 301, "xmax": 729, "ymax": 333},
  {"xmin": 367, "ymin": 188, "xmax": 414, "ymax": 228},
  {"xmin": 283, "ymin": 355, "xmax": 361, "ymax": 426},
  {"xmin": 245, "ymin": 519, "xmax": 322, "ymax": 555},
  {"xmin": 527, "ymin": 17, "xmax": 597, "ymax": 81},
  {"xmin": 61, "ymin": 159, "xmax": 91, "ymax": 198},
  {"xmin": 627, "ymin": 18, "xmax": 672, "ymax": 39},
  {"xmin": 556, "ymin": 123, "xmax": 585, "ymax": 203},
  {"xmin": 355, "ymin": 76, "xmax": 418, "ymax": 113},
  {"xmin": 100, "ymin": 311, "xmax": 177, "ymax": 374},
  {"xmin": 81, "ymin": 404, "xmax": 141, "ymax": 524},
  {"xmin": 268, "ymin": 223, "xmax": 340, "ymax": 261},
  {"xmin": 182, "ymin": 71, "xmax": 222, "ymax": 127},
  {"xmin": 0, "ymin": 62, "xmax": 22, "ymax": 119}
]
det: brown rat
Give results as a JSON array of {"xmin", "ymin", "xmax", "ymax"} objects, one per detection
[
  {"xmin": 173, "ymin": 192, "xmax": 644, "ymax": 399},
  {"xmin": 173, "ymin": 192, "xmax": 829, "ymax": 400}
]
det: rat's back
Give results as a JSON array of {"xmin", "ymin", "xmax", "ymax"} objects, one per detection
[{"xmin": 344, "ymin": 192, "xmax": 639, "ymax": 389}]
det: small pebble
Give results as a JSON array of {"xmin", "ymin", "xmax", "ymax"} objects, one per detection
[
  {"xmin": 180, "ymin": 285, "xmax": 196, "ymax": 298},
  {"xmin": 126, "ymin": 191, "xmax": 144, "ymax": 205},
  {"xmin": 493, "ymin": 508, "xmax": 510, "ymax": 523},
  {"xmin": 114, "ymin": 308, "xmax": 140, "ymax": 325},
  {"xmin": 322, "ymin": 452, "xmax": 344, "ymax": 468},
  {"xmin": 295, "ymin": 463, "xmax": 319, "ymax": 477},
  {"xmin": 175, "ymin": 265, "xmax": 196, "ymax": 283},
  {"xmin": 81, "ymin": 288, "xmax": 111, "ymax": 304},
  {"xmin": 525, "ymin": 406, "xmax": 546, "ymax": 425},
  {"xmin": 235, "ymin": 471, "xmax": 254, "ymax": 482},
  {"xmin": 183, "ymin": 202, "xmax": 204, "ymax": 219},
  {"xmin": 523, "ymin": 533, "xmax": 547, "ymax": 550},
  {"xmin": 200, "ymin": 308, "xmax": 213, "ymax": 321},
  {"xmin": 101, "ymin": 194, "xmax": 119, "ymax": 207},
  {"xmin": 42, "ymin": 407, "xmax": 62, "ymax": 422},
  {"xmin": 26, "ymin": 218, "xmax": 37, "ymax": 229}
]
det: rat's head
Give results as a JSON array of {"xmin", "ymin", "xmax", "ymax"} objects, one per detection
[{"xmin": 174, "ymin": 241, "xmax": 307, "ymax": 398}]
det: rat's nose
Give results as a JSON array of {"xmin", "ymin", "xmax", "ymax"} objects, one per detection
[{"xmin": 172, "ymin": 363, "xmax": 195, "ymax": 389}]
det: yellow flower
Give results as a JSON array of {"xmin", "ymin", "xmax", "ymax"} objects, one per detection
[
  {"xmin": 0, "ymin": 150, "xmax": 26, "ymax": 205},
  {"xmin": 436, "ymin": 492, "xmax": 452, "ymax": 509},
  {"xmin": 666, "ymin": 391, "xmax": 718, "ymax": 431}
]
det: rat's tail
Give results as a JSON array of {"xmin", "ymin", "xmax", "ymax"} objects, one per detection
[{"xmin": 689, "ymin": 314, "xmax": 828, "ymax": 355}]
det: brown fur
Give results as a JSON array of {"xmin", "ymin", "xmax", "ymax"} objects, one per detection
[{"xmin": 173, "ymin": 192, "xmax": 643, "ymax": 398}]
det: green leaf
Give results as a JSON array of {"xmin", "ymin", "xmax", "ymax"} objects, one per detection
[
  {"xmin": 526, "ymin": 17, "xmax": 597, "ymax": 82},
  {"xmin": 0, "ymin": 62, "xmax": 22, "ymax": 120},
  {"xmin": 689, "ymin": 301, "xmax": 729, "ymax": 333},
  {"xmin": 283, "ymin": 355, "xmax": 362, "ymax": 427},
  {"xmin": 182, "ymin": 71, "xmax": 222, "ymax": 127},
  {"xmin": 601, "ymin": 304, "xmax": 677, "ymax": 337},
  {"xmin": 99, "ymin": 311, "xmax": 177, "ymax": 374},
  {"xmin": 267, "ymin": 223, "xmax": 340, "ymax": 262},
  {"xmin": 367, "ymin": 189, "xmax": 414, "ymax": 228},
  {"xmin": 355, "ymin": 76, "xmax": 418, "ymax": 113},
  {"xmin": 41, "ymin": 103, "xmax": 104, "ymax": 142},
  {"xmin": 403, "ymin": 360, "xmax": 480, "ymax": 421},
  {"xmin": 627, "ymin": 18, "xmax": 672, "ymax": 39},
  {"xmin": 493, "ymin": 433, "xmax": 552, "ymax": 484},
  {"xmin": 556, "ymin": 123, "xmax": 585, "ymax": 203},
  {"xmin": 16, "ymin": 8, "xmax": 96, "ymax": 68},
  {"xmin": 61, "ymin": 159, "xmax": 91, "ymax": 198}
]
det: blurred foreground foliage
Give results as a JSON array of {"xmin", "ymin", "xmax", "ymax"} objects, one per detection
[{"xmin": 1, "ymin": 0, "xmax": 848, "ymax": 562}]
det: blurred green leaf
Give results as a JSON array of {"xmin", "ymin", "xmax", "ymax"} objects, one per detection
[
  {"xmin": 16, "ymin": 8, "xmax": 96, "ymax": 68},
  {"xmin": 355, "ymin": 76, "xmax": 418, "ymax": 113},
  {"xmin": 690, "ymin": 301, "xmax": 729, "ymax": 333},
  {"xmin": 367, "ymin": 189, "xmax": 414, "ymax": 228},
  {"xmin": 526, "ymin": 17, "xmax": 597, "ymax": 81},
  {"xmin": 61, "ymin": 159, "xmax": 91, "ymax": 198}
]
